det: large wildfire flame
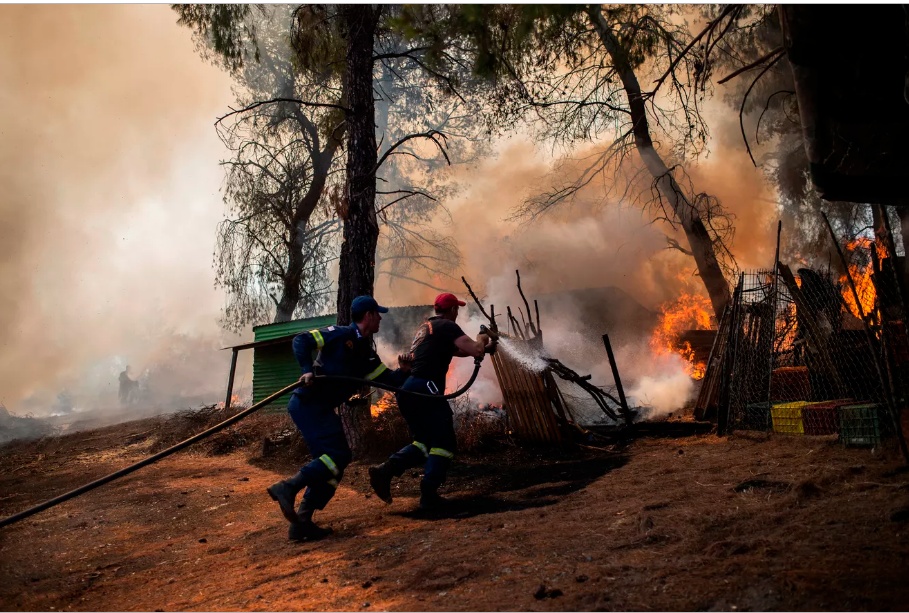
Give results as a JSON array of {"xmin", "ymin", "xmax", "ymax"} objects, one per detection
[
  {"xmin": 840, "ymin": 237, "xmax": 879, "ymax": 319},
  {"xmin": 650, "ymin": 293, "xmax": 714, "ymax": 380}
]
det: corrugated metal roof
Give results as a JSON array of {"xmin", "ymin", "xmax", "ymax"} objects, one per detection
[{"xmin": 252, "ymin": 315, "xmax": 337, "ymax": 412}]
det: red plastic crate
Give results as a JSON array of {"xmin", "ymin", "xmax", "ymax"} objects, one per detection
[
  {"xmin": 770, "ymin": 367, "xmax": 811, "ymax": 402},
  {"xmin": 803, "ymin": 399, "xmax": 853, "ymax": 435}
]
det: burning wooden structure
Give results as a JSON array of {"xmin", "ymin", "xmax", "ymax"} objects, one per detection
[
  {"xmin": 463, "ymin": 272, "xmax": 634, "ymax": 446},
  {"xmin": 489, "ymin": 336, "xmax": 565, "ymax": 445}
]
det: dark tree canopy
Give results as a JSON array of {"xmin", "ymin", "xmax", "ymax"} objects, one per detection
[{"xmin": 176, "ymin": 4, "xmax": 486, "ymax": 329}]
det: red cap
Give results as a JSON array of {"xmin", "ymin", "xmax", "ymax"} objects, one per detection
[{"xmin": 434, "ymin": 293, "xmax": 466, "ymax": 309}]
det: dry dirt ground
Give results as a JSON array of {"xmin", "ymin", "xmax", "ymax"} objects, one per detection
[{"xmin": 1, "ymin": 412, "xmax": 909, "ymax": 612}]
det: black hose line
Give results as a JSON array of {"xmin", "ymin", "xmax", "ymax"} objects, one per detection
[
  {"xmin": 316, "ymin": 357, "xmax": 483, "ymax": 400},
  {"xmin": 0, "ymin": 359, "xmax": 484, "ymax": 530}
]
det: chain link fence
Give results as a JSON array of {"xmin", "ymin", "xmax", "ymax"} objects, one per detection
[{"xmin": 722, "ymin": 256, "xmax": 903, "ymax": 449}]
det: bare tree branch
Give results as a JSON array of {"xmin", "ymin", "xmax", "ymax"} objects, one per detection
[
  {"xmin": 215, "ymin": 97, "xmax": 350, "ymax": 127},
  {"xmin": 739, "ymin": 52, "xmax": 785, "ymax": 166},
  {"xmin": 665, "ymin": 236, "xmax": 693, "ymax": 256},
  {"xmin": 648, "ymin": 4, "xmax": 738, "ymax": 95},
  {"xmin": 374, "ymin": 130, "xmax": 451, "ymax": 172},
  {"xmin": 717, "ymin": 46, "xmax": 785, "ymax": 85}
]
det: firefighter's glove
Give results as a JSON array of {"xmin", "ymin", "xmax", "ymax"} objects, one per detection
[
  {"xmin": 477, "ymin": 332, "xmax": 496, "ymax": 354},
  {"xmin": 397, "ymin": 352, "xmax": 415, "ymax": 373},
  {"xmin": 299, "ymin": 373, "xmax": 315, "ymax": 387},
  {"xmin": 484, "ymin": 339, "xmax": 499, "ymax": 355}
]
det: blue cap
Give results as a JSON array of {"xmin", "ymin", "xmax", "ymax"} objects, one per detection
[{"xmin": 350, "ymin": 295, "xmax": 389, "ymax": 317}]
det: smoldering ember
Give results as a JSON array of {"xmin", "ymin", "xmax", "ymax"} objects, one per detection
[{"xmin": 2, "ymin": 4, "xmax": 909, "ymax": 612}]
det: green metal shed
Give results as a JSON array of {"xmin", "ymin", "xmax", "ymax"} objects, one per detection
[{"xmin": 249, "ymin": 315, "xmax": 336, "ymax": 411}]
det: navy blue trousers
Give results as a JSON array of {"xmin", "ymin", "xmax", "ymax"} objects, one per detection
[
  {"xmin": 287, "ymin": 392, "xmax": 352, "ymax": 510},
  {"xmin": 388, "ymin": 376, "xmax": 457, "ymax": 491}
]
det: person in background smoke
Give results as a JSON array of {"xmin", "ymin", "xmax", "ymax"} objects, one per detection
[
  {"xmin": 369, "ymin": 292, "xmax": 496, "ymax": 511},
  {"xmin": 118, "ymin": 366, "xmax": 138, "ymax": 406},
  {"xmin": 267, "ymin": 296, "xmax": 411, "ymax": 542}
]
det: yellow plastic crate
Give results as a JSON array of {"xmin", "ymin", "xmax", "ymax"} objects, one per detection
[{"xmin": 771, "ymin": 401, "xmax": 812, "ymax": 434}]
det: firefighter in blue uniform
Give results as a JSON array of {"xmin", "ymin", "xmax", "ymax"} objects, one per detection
[
  {"xmin": 368, "ymin": 293, "xmax": 495, "ymax": 511},
  {"xmin": 267, "ymin": 295, "xmax": 410, "ymax": 541}
]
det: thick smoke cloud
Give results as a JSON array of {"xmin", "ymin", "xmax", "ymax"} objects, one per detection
[
  {"xmin": 0, "ymin": 5, "xmax": 246, "ymax": 420},
  {"xmin": 373, "ymin": 112, "xmax": 777, "ymax": 418}
]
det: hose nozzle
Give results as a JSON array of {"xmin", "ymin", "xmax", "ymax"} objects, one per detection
[
  {"xmin": 479, "ymin": 324, "xmax": 499, "ymax": 354},
  {"xmin": 479, "ymin": 324, "xmax": 500, "ymax": 341}
]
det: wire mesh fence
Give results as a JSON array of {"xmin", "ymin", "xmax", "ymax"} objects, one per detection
[{"xmin": 723, "ymin": 261, "xmax": 899, "ymax": 448}]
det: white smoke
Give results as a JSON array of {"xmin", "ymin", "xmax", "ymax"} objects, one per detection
[{"xmin": 0, "ymin": 5, "xmax": 245, "ymax": 422}]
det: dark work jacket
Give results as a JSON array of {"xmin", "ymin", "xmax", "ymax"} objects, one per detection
[{"xmin": 291, "ymin": 323, "xmax": 406, "ymax": 408}]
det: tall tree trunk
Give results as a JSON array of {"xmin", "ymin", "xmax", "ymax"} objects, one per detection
[
  {"xmin": 589, "ymin": 7, "xmax": 731, "ymax": 320},
  {"xmin": 336, "ymin": 5, "xmax": 380, "ymax": 326}
]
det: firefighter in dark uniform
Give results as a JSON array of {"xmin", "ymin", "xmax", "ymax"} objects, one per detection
[
  {"xmin": 369, "ymin": 293, "xmax": 495, "ymax": 510},
  {"xmin": 267, "ymin": 295, "xmax": 410, "ymax": 541}
]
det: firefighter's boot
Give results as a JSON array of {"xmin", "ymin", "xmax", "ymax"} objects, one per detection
[
  {"xmin": 288, "ymin": 498, "xmax": 333, "ymax": 542},
  {"xmin": 419, "ymin": 450, "xmax": 452, "ymax": 511},
  {"xmin": 266, "ymin": 470, "xmax": 307, "ymax": 524},
  {"xmin": 371, "ymin": 443, "xmax": 428, "ymax": 503},
  {"xmin": 368, "ymin": 463, "xmax": 395, "ymax": 504},
  {"xmin": 418, "ymin": 481, "xmax": 449, "ymax": 511}
]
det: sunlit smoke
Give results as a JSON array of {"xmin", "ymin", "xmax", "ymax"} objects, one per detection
[
  {"xmin": 369, "ymin": 128, "xmax": 776, "ymax": 421},
  {"xmin": 0, "ymin": 5, "xmax": 242, "ymax": 420}
]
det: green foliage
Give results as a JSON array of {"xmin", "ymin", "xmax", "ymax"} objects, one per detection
[
  {"xmin": 290, "ymin": 5, "xmax": 346, "ymax": 81},
  {"xmin": 173, "ymin": 4, "xmax": 258, "ymax": 73}
]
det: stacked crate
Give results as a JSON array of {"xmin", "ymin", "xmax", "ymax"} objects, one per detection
[
  {"xmin": 770, "ymin": 366, "xmax": 811, "ymax": 402},
  {"xmin": 837, "ymin": 403, "xmax": 883, "ymax": 447},
  {"xmin": 743, "ymin": 401, "xmax": 771, "ymax": 431},
  {"xmin": 770, "ymin": 401, "xmax": 811, "ymax": 435},
  {"xmin": 802, "ymin": 398, "xmax": 853, "ymax": 435}
]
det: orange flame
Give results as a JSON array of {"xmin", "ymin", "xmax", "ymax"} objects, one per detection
[
  {"xmin": 370, "ymin": 367, "xmax": 460, "ymax": 419},
  {"xmin": 651, "ymin": 293, "xmax": 714, "ymax": 380},
  {"xmin": 216, "ymin": 394, "xmax": 242, "ymax": 410},
  {"xmin": 446, "ymin": 367, "xmax": 461, "ymax": 395},
  {"xmin": 371, "ymin": 392, "xmax": 397, "ymax": 419},
  {"xmin": 840, "ymin": 238, "xmax": 878, "ymax": 319}
]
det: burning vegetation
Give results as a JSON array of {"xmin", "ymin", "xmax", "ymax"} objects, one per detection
[{"xmin": 370, "ymin": 392, "xmax": 396, "ymax": 419}]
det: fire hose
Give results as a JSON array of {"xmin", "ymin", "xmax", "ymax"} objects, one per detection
[{"xmin": 0, "ymin": 333, "xmax": 498, "ymax": 530}]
